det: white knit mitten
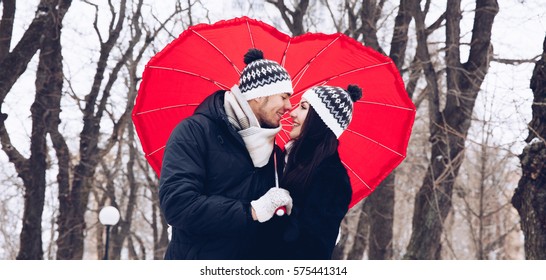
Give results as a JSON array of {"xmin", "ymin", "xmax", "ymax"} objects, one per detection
[{"xmin": 251, "ymin": 188, "xmax": 293, "ymax": 223}]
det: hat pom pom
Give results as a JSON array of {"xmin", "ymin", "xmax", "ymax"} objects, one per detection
[
  {"xmin": 244, "ymin": 48, "xmax": 264, "ymax": 65},
  {"xmin": 347, "ymin": 84, "xmax": 362, "ymax": 102}
]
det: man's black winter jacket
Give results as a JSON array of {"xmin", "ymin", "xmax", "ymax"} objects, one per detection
[{"xmin": 159, "ymin": 90, "xmax": 281, "ymax": 259}]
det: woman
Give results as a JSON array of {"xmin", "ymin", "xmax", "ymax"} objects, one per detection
[{"xmin": 259, "ymin": 84, "xmax": 362, "ymax": 259}]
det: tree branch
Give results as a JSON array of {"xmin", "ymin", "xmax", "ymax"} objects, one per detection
[
  {"xmin": 266, "ymin": 0, "xmax": 309, "ymax": 35},
  {"xmin": 322, "ymin": 0, "xmax": 342, "ymax": 32},
  {"xmin": 82, "ymin": 0, "xmax": 103, "ymax": 44},
  {"xmin": 0, "ymin": 113, "xmax": 28, "ymax": 175},
  {"xmin": 97, "ymin": 0, "xmax": 143, "ymax": 159},
  {"xmin": 492, "ymin": 54, "xmax": 540, "ymax": 65},
  {"xmin": 426, "ymin": 12, "xmax": 446, "ymax": 36}
]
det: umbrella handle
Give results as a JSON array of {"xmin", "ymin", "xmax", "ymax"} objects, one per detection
[
  {"xmin": 275, "ymin": 206, "xmax": 287, "ymax": 216},
  {"xmin": 273, "ymin": 147, "xmax": 286, "ymax": 216}
]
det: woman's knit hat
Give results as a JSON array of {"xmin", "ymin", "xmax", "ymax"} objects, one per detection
[
  {"xmin": 238, "ymin": 49, "xmax": 293, "ymax": 100},
  {"xmin": 302, "ymin": 85, "xmax": 363, "ymax": 138}
]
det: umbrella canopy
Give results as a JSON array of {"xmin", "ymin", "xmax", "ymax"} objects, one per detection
[{"xmin": 132, "ymin": 16, "xmax": 415, "ymax": 208}]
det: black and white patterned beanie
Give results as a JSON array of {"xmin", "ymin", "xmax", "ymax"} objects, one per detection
[
  {"xmin": 238, "ymin": 49, "xmax": 293, "ymax": 100},
  {"xmin": 302, "ymin": 85, "xmax": 363, "ymax": 138}
]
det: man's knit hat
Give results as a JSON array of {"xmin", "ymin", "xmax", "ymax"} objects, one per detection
[
  {"xmin": 238, "ymin": 49, "xmax": 293, "ymax": 100},
  {"xmin": 302, "ymin": 85, "xmax": 363, "ymax": 138}
]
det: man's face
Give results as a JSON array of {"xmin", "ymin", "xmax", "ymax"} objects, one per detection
[{"xmin": 249, "ymin": 93, "xmax": 292, "ymax": 128}]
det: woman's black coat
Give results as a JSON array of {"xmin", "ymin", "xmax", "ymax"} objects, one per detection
[{"xmin": 256, "ymin": 152, "xmax": 352, "ymax": 259}]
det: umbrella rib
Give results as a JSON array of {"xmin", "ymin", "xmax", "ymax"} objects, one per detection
[
  {"xmin": 281, "ymin": 115, "xmax": 293, "ymax": 122},
  {"xmin": 323, "ymin": 61, "xmax": 392, "ymax": 81},
  {"xmin": 292, "ymin": 61, "xmax": 394, "ymax": 95},
  {"xmin": 358, "ymin": 100, "xmax": 416, "ymax": 111},
  {"xmin": 346, "ymin": 128, "xmax": 405, "ymax": 157},
  {"xmin": 134, "ymin": 104, "xmax": 200, "ymax": 116},
  {"xmin": 147, "ymin": 145, "xmax": 166, "ymax": 157},
  {"xmin": 191, "ymin": 29, "xmax": 242, "ymax": 76},
  {"xmin": 278, "ymin": 129, "xmax": 290, "ymax": 145},
  {"xmin": 288, "ymin": 90, "xmax": 305, "ymax": 107},
  {"xmin": 292, "ymin": 34, "xmax": 342, "ymax": 89},
  {"xmin": 281, "ymin": 38, "xmax": 291, "ymax": 67},
  {"xmin": 147, "ymin": 66, "xmax": 231, "ymax": 89},
  {"xmin": 341, "ymin": 160, "xmax": 372, "ymax": 191},
  {"xmin": 246, "ymin": 19, "xmax": 255, "ymax": 48}
]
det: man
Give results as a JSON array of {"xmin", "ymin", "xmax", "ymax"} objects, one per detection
[{"xmin": 159, "ymin": 49, "xmax": 293, "ymax": 259}]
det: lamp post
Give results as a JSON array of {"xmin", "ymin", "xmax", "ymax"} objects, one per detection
[{"xmin": 99, "ymin": 206, "xmax": 120, "ymax": 260}]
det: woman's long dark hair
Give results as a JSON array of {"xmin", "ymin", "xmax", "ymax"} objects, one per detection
[{"xmin": 281, "ymin": 107, "xmax": 338, "ymax": 197}]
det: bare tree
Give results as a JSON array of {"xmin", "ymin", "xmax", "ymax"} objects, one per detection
[
  {"xmin": 404, "ymin": 0, "xmax": 498, "ymax": 259},
  {"xmin": 55, "ymin": 0, "xmax": 185, "ymax": 259},
  {"xmin": 332, "ymin": 0, "xmax": 418, "ymax": 260},
  {"xmin": 511, "ymin": 34, "xmax": 546, "ymax": 259},
  {"xmin": 55, "ymin": 0, "xmax": 131, "ymax": 259},
  {"xmin": 452, "ymin": 106, "xmax": 521, "ymax": 259}
]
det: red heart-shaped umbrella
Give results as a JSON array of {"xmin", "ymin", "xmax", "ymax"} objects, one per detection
[{"xmin": 132, "ymin": 17, "xmax": 415, "ymax": 207}]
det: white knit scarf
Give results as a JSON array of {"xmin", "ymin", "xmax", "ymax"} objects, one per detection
[{"xmin": 224, "ymin": 85, "xmax": 281, "ymax": 167}]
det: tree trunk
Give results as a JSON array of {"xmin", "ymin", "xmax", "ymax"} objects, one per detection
[
  {"xmin": 359, "ymin": 0, "xmax": 386, "ymax": 54},
  {"xmin": 511, "ymin": 34, "xmax": 546, "ymax": 260},
  {"xmin": 367, "ymin": 173, "xmax": 395, "ymax": 259},
  {"xmin": 362, "ymin": 0, "xmax": 412, "ymax": 260},
  {"xmin": 1, "ymin": 0, "xmax": 71, "ymax": 260},
  {"xmin": 331, "ymin": 216, "xmax": 351, "ymax": 259},
  {"xmin": 0, "ymin": 0, "xmax": 15, "ymax": 62},
  {"xmin": 347, "ymin": 201, "xmax": 369, "ymax": 259},
  {"xmin": 16, "ymin": 9, "xmax": 60, "ymax": 260},
  {"xmin": 109, "ymin": 133, "xmax": 139, "ymax": 260},
  {"xmin": 404, "ymin": 0, "xmax": 498, "ymax": 259},
  {"xmin": 348, "ymin": 0, "xmax": 412, "ymax": 260}
]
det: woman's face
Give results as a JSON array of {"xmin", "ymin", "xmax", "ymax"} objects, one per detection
[{"xmin": 289, "ymin": 98, "xmax": 310, "ymax": 139}]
